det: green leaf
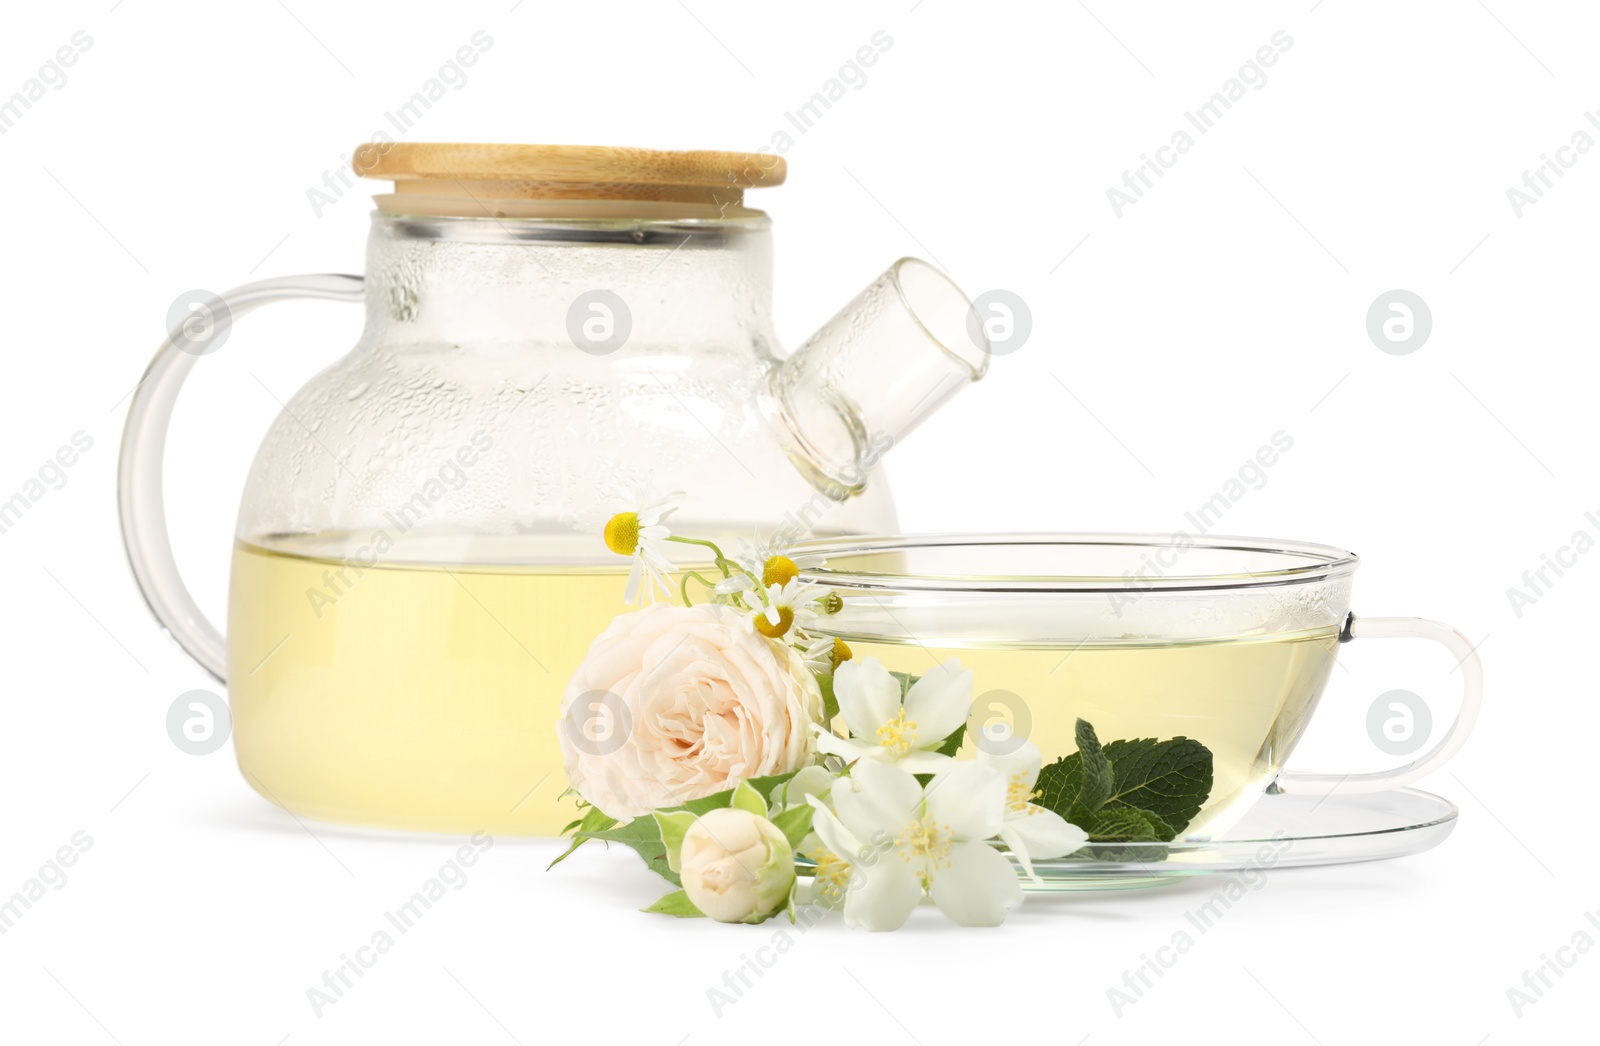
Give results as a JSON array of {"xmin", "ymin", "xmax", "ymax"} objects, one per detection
[
  {"xmin": 1072, "ymin": 807, "xmax": 1174, "ymax": 864},
  {"xmin": 933, "ymin": 722, "xmax": 966, "ymax": 758},
  {"xmin": 547, "ymin": 805, "xmax": 618, "ymax": 870},
  {"xmin": 731, "ymin": 780, "xmax": 768, "ymax": 817},
  {"xmin": 740, "ymin": 772, "xmax": 801, "ymax": 808},
  {"xmin": 557, "ymin": 773, "xmax": 805, "ymax": 886},
  {"xmin": 1032, "ymin": 753, "xmax": 1083, "ymax": 819},
  {"xmin": 654, "ymin": 810, "xmax": 698, "ymax": 873},
  {"xmin": 642, "ymin": 889, "xmax": 704, "ymax": 918},
  {"xmin": 770, "ymin": 804, "xmax": 815, "ymax": 851},
  {"xmin": 1033, "ymin": 723, "xmax": 1214, "ymax": 839},
  {"xmin": 577, "ymin": 817, "xmax": 679, "ymax": 885},
  {"xmin": 1027, "ymin": 719, "xmax": 1214, "ymax": 865},
  {"xmin": 888, "ymin": 670, "xmax": 916, "ymax": 697},
  {"xmin": 817, "ymin": 672, "xmax": 840, "ymax": 724},
  {"xmin": 1069, "ymin": 718, "xmax": 1114, "ymax": 822},
  {"xmin": 1032, "ymin": 721, "xmax": 1113, "ymax": 825},
  {"xmin": 1086, "ymin": 806, "xmax": 1172, "ymax": 843},
  {"xmin": 1100, "ymin": 736, "xmax": 1214, "ymax": 836}
]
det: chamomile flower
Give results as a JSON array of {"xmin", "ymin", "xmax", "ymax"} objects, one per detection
[
  {"xmin": 717, "ymin": 541, "xmax": 827, "ymax": 596},
  {"xmin": 602, "ymin": 485, "xmax": 683, "ymax": 605},
  {"xmin": 801, "ymin": 634, "xmax": 853, "ymax": 675},
  {"xmin": 750, "ymin": 578, "xmax": 828, "ymax": 639},
  {"xmin": 713, "ymin": 572, "xmax": 757, "ymax": 597},
  {"xmin": 754, "ymin": 550, "xmax": 826, "ymax": 587}
]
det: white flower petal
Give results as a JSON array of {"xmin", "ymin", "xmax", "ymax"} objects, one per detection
[
  {"xmin": 623, "ymin": 557, "xmax": 644, "ymax": 604},
  {"xmin": 976, "ymin": 735, "xmax": 1044, "ymax": 790},
  {"xmin": 998, "ymin": 824, "xmax": 1040, "ymax": 883},
  {"xmin": 779, "ymin": 765, "xmax": 838, "ymax": 809},
  {"xmin": 928, "ymin": 840, "xmax": 1023, "ymax": 927},
  {"xmin": 807, "ymin": 799, "xmax": 862, "ymax": 862},
  {"xmin": 923, "ymin": 761, "xmax": 1006, "ymax": 841},
  {"xmin": 902, "ymin": 657, "xmax": 974, "ymax": 743},
  {"xmin": 843, "ymin": 856, "xmax": 923, "ymax": 932},
  {"xmin": 1008, "ymin": 807, "xmax": 1090, "ymax": 861},
  {"xmin": 813, "ymin": 728, "xmax": 879, "ymax": 764},
  {"xmin": 891, "ymin": 749, "xmax": 959, "ymax": 774},
  {"xmin": 636, "ymin": 491, "xmax": 684, "ymax": 525},
  {"xmin": 807, "ymin": 877, "xmax": 846, "ymax": 912},
  {"xmin": 833, "ymin": 657, "xmax": 903, "ymax": 736},
  {"xmin": 638, "ymin": 553, "xmax": 674, "ymax": 604},
  {"xmin": 833, "ymin": 759, "xmax": 922, "ymax": 842}
]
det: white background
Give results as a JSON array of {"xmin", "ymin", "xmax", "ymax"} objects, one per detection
[{"xmin": 1, "ymin": 0, "xmax": 1595, "ymax": 1042}]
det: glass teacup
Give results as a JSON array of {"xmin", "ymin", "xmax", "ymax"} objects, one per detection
[{"xmin": 796, "ymin": 534, "xmax": 1483, "ymax": 839}]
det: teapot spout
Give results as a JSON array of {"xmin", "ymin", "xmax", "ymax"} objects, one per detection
[{"xmin": 764, "ymin": 258, "xmax": 989, "ymax": 500}]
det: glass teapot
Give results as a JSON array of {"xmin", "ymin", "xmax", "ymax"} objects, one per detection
[{"xmin": 119, "ymin": 143, "xmax": 988, "ymax": 836}]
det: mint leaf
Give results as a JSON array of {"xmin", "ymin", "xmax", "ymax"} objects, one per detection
[
  {"xmin": 1100, "ymin": 737, "xmax": 1213, "ymax": 836},
  {"xmin": 643, "ymin": 889, "xmax": 704, "ymax": 918},
  {"xmin": 1076, "ymin": 807, "xmax": 1174, "ymax": 864},
  {"xmin": 1070, "ymin": 719, "xmax": 1114, "ymax": 822},
  {"xmin": 1033, "ymin": 753, "xmax": 1083, "ymax": 820},
  {"xmin": 1087, "ymin": 806, "xmax": 1172, "ymax": 843},
  {"xmin": 1028, "ymin": 719, "xmax": 1214, "ymax": 863},
  {"xmin": 1031, "ymin": 720, "xmax": 1114, "ymax": 824}
]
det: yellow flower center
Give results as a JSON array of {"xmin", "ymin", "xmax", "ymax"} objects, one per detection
[
  {"xmin": 821, "ymin": 592, "xmax": 844, "ymax": 615},
  {"xmin": 754, "ymin": 606, "xmax": 794, "ymax": 639},
  {"xmin": 1006, "ymin": 772, "xmax": 1042, "ymax": 814},
  {"xmin": 603, "ymin": 512, "xmax": 640, "ymax": 556},
  {"xmin": 809, "ymin": 848, "xmax": 851, "ymax": 900},
  {"xmin": 762, "ymin": 555, "xmax": 799, "ymax": 588},
  {"xmin": 875, "ymin": 708, "xmax": 918, "ymax": 757},
  {"xmin": 896, "ymin": 815, "xmax": 953, "ymax": 888},
  {"xmin": 830, "ymin": 638, "xmax": 853, "ymax": 671}
]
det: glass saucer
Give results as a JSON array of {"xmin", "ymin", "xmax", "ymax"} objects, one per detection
[{"xmin": 1024, "ymin": 786, "xmax": 1458, "ymax": 891}]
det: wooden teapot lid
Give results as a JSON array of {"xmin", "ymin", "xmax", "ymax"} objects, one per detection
[{"xmin": 353, "ymin": 142, "xmax": 786, "ymax": 214}]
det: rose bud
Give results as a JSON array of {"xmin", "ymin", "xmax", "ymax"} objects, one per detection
[{"xmin": 680, "ymin": 808, "xmax": 795, "ymax": 924}]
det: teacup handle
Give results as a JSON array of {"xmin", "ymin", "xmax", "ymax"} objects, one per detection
[
  {"xmin": 1273, "ymin": 614, "xmax": 1483, "ymax": 795},
  {"xmin": 117, "ymin": 275, "xmax": 366, "ymax": 682}
]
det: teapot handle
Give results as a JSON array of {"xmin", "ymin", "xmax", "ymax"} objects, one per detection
[{"xmin": 117, "ymin": 275, "xmax": 365, "ymax": 682}]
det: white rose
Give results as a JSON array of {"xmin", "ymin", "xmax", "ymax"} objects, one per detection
[
  {"xmin": 558, "ymin": 603, "xmax": 822, "ymax": 818},
  {"xmin": 680, "ymin": 807, "xmax": 795, "ymax": 923}
]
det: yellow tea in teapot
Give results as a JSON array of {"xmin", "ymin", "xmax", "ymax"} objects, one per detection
[
  {"xmin": 228, "ymin": 534, "xmax": 630, "ymax": 835},
  {"xmin": 118, "ymin": 145, "xmax": 996, "ymax": 840}
]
